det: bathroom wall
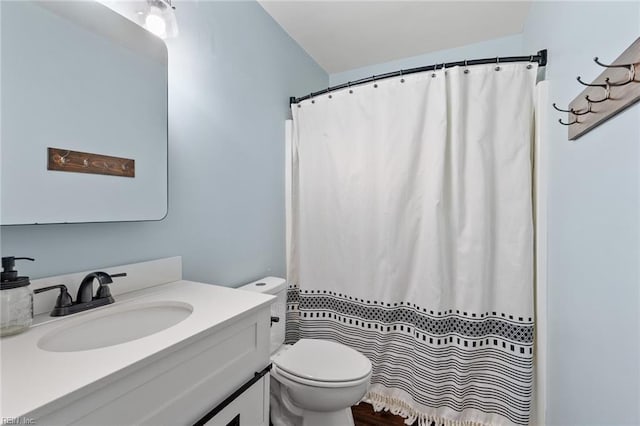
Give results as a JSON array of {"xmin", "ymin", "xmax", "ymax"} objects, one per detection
[
  {"xmin": 0, "ymin": 1, "xmax": 328, "ymax": 286},
  {"xmin": 523, "ymin": 2, "xmax": 640, "ymax": 424},
  {"xmin": 329, "ymin": 34, "xmax": 524, "ymax": 86}
]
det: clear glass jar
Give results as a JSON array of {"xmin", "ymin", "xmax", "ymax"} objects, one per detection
[{"xmin": 0, "ymin": 285, "xmax": 33, "ymax": 336}]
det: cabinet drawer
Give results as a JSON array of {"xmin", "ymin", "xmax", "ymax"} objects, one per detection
[{"xmin": 201, "ymin": 373, "xmax": 269, "ymax": 426}]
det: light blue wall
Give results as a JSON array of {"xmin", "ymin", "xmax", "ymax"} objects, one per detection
[
  {"xmin": 329, "ymin": 34, "xmax": 524, "ymax": 86},
  {"xmin": 523, "ymin": 2, "xmax": 640, "ymax": 424},
  {"xmin": 0, "ymin": 1, "xmax": 328, "ymax": 286}
]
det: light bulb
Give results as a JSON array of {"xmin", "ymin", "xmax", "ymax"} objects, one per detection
[{"xmin": 145, "ymin": 7, "xmax": 166, "ymax": 38}]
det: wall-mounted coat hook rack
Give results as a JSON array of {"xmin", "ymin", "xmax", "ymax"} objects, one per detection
[
  {"xmin": 559, "ymin": 37, "xmax": 640, "ymax": 140},
  {"xmin": 47, "ymin": 148, "xmax": 135, "ymax": 178}
]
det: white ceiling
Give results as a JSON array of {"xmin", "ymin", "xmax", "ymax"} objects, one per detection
[{"xmin": 258, "ymin": 1, "xmax": 531, "ymax": 74}]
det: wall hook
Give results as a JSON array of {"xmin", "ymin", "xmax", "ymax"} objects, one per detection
[
  {"xmin": 554, "ymin": 103, "xmax": 592, "ymax": 116},
  {"xmin": 59, "ymin": 150, "xmax": 70, "ymax": 164},
  {"xmin": 572, "ymin": 102, "xmax": 592, "ymax": 116},
  {"xmin": 558, "ymin": 117, "xmax": 578, "ymax": 126},
  {"xmin": 584, "ymin": 80, "xmax": 611, "ymax": 103},
  {"xmin": 552, "ymin": 103, "xmax": 572, "ymax": 113},
  {"xmin": 585, "ymin": 93, "xmax": 608, "ymax": 103},
  {"xmin": 605, "ymin": 69, "xmax": 637, "ymax": 87},
  {"xmin": 576, "ymin": 76, "xmax": 608, "ymax": 88},
  {"xmin": 594, "ymin": 56, "xmax": 638, "ymax": 86},
  {"xmin": 593, "ymin": 56, "xmax": 636, "ymax": 70}
]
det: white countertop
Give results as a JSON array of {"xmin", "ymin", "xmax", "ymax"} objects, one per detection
[{"xmin": 0, "ymin": 280, "xmax": 274, "ymax": 419}]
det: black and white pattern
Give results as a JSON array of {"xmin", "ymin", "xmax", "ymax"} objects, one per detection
[
  {"xmin": 288, "ymin": 63, "xmax": 538, "ymax": 426},
  {"xmin": 286, "ymin": 286, "xmax": 534, "ymax": 426}
]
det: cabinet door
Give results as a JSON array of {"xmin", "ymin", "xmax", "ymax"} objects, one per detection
[{"xmin": 203, "ymin": 375, "xmax": 269, "ymax": 426}]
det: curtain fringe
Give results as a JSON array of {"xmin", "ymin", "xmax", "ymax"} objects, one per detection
[{"xmin": 364, "ymin": 391, "xmax": 492, "ymax": 426}]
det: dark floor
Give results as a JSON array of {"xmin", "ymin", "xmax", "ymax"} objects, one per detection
[{"xmin": 352, "ymin": 402, "xmax": 415, "ymax": 426}]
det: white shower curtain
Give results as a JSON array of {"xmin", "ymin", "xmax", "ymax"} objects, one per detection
[{"xmin": 287, "ymin": 63, "xmax": 537, "ymax": 426}]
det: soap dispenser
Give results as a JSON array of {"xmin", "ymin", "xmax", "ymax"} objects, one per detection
[{"xmin": 1, "ymin": 257, "xmax": 35, "ymax": 336}]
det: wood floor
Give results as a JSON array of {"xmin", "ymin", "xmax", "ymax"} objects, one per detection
[{"xmin": 352, "ymin": 402, "xmax": 415, "ymax": 426}]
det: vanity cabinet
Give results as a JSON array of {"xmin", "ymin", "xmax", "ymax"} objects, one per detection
[
  {"xmin": 1, "ymin": 261, "xmax": 275, "ymax": 426},
  {"xmin": 26, "ymin": 307, "xmax": 271, "ymax": 425}
]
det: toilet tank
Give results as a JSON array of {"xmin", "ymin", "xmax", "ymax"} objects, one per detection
[{"xmin": 238, "ymin": 277, "xmax": 286, "ymax": 354}]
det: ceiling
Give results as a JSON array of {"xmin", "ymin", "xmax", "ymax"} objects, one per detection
[{"xmin": 258, "ymin": 1, "xmax": 531, "ymax": 74}]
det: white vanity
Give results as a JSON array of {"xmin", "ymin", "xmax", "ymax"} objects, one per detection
[{"xmin": 0, "ymin": 258, "xmax": 274, "ymax": 425}]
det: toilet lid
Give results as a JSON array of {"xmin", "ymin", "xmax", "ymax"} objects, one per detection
[{"xmin": 272, "ymin": 339, "xmax": 371, "ymax": 382}]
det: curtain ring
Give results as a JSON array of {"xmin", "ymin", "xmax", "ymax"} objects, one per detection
[
  {"xmin": 348, "ymin": 81, "xmax": 353, "ymax": 94},
  {"xmin": 464, "ymin": 60, "xmax": 469, "ymax": 74},
  {"xmin": 372, "ymin": 75, "xmax": 378, "ymax": 88},
  {"xmin": 400, "ymin": 69, "xmax": 405, "ymax": 83},
  {"xmin": 495, "ymin": 57, "xmax": 501, "ymax": 71}
]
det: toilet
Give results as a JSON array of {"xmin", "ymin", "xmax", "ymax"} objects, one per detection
[{"xmin": 239, "ymin": 277, "xmax": 372, "ymax": 426}]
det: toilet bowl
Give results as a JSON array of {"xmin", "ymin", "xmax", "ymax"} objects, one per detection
[{"xmin": 239, "ymin": 278, "xmax": 372, "ymax": 426}]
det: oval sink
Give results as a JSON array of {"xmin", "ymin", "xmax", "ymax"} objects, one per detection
[{"xmin": 38, "ymin": 301, "xmax": 193, "ymax": 352}]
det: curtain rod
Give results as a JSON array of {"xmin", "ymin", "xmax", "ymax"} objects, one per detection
[{"xmin": 289, "ymin": 49, "xmax": 547, "ymax": 105}]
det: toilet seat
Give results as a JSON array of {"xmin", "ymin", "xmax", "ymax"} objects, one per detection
[
  {"xmin": 272, "ymin": 364, "xmax": 370, "ymax": 389},
  {"xmin": 272, "ymin": 339, "xmax": 371, "ymax": 385}
]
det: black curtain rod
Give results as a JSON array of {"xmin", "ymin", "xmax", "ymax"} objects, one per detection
[{"xmin": 289, "ymin": 49, "xmax": 547, "ymax": 105}]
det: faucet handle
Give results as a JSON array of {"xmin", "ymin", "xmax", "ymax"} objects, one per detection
[
  {"xmin": 35, "ymin": 284, "xmax": 74, "ymax": 316},
  {"xmin": 95, "ymin": 284, "xmax": 112, "ymax": 299},
  {"xmin": 95, "ymin": 272, "xmax": 126, "ymax": 299},
  {"xmin": 109, "ymin": 272, "xmax": 127, "ymax": 279}
]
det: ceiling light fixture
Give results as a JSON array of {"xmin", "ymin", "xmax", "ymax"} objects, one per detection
[{"xmin": 141, "ymin": 0, "xmax": 178, "ymax": 39}]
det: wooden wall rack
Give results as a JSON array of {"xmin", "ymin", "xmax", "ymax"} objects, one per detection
[
  {"xmin": 555, "ymin": 37, "xmax": 640, "ymax": 140},
  {"xmin": 47, "ymin": 148, "xmax": 135, "ymax": 178}
]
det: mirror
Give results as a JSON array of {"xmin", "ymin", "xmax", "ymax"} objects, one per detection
[{"xmin": 1, "ymin": 1, "xmax": 168, "ymax": 224}]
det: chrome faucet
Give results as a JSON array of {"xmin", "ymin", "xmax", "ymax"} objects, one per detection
[{"xmin": 35, "ymin": 271, "xmax": 126, "ymax": 317}]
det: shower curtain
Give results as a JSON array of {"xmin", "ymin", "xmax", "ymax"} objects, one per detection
[{"xmin": 287, "ymin": 63, "xmax": 537, "ymax": 426}]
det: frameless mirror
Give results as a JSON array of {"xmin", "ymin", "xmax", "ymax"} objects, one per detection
[{"xmin": 1, "ymin": 1, "xmax": 168, "ymax": 224}]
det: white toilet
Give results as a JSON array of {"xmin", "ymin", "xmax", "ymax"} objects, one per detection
[{"xmin": 240, "ymin": 277, "xmax": 372, "ymax": 426}]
